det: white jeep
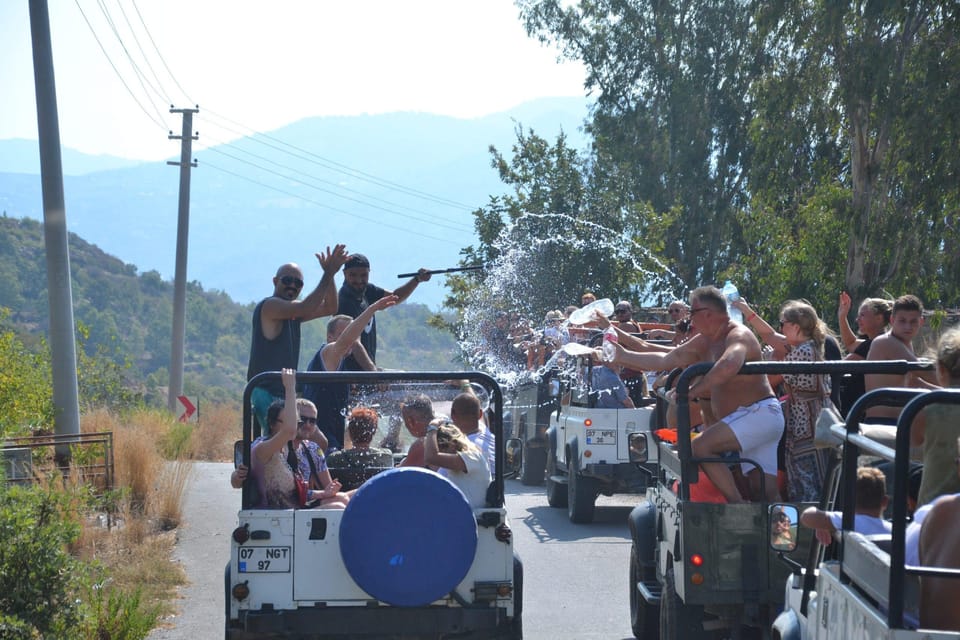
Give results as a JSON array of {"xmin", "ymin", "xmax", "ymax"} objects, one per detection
[
  {"xmin": 225, "ymin": 371, "xmax": 522, "ymax": 640},
  {"xmin": 543, "ymin": 355, "xmax": 658, "ymax": 523}
]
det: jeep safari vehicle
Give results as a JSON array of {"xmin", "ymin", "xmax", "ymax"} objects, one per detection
[
  {"xmin": 226, "ymin": 371, "xmax": 522, "ymax": 640},
  {"xmin": 772, "ymin": 387, "xmax": 960, "ymax": 640},
  {"xmin": 544, "ymin": 354, "xmax": 658, "ymax": 523},
  {"xmin": 503, "ymin": 372, "xmax": 559, "ymax": 486},
  {"xmin": 627, "ymin": 360, "xmax": 933, "ymax": 639}
]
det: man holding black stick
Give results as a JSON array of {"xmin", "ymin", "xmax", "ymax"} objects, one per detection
[{"xmin": 337, "ymin": 254, "xmax": 432, "ymax": 370}]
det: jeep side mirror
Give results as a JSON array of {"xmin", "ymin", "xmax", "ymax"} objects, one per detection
[
  {"xmin": 504, "ymin": 438, "xmax": 522, "ymax": 478},
  {"xmin": 233, "ymin": 440, "xmax": 244, "ymax": 469},
  {"xmin": 769, "ymin": 504, "xmax": 799, "ymax": 553},
  {"xmin": 628, "ymin": 432, "xmax": 648, "ymax": 463}
]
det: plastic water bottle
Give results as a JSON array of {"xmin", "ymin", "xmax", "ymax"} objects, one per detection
[
  {"xmin": 722, "ymin": 280, "xmax": 743, "ymax": 324},
  {"xmin": 601, "ymin": 326, "xmax": 618, "ymax": 362}
]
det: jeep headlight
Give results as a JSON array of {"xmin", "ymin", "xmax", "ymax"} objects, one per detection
[{"xmin": 628, "ymin": 432, "xmax": 648, "ymax": 463}]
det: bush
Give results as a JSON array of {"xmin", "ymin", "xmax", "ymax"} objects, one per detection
[{"xmin": 0, "ymin": 480, "xmax": 86, "ymax": 638}]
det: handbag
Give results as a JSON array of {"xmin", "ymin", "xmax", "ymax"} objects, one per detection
[
  {"xmin": 814, "ymin": 402, "xmax": 844, "ymax": 449},
  {"xmin": 294, "ymin": 472, "xmax": 310, "ymax": 507}
]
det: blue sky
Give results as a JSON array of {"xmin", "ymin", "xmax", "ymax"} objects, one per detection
[{"xmin": 2, "ymin": 0, "xmax": 587, "ymax": 160}]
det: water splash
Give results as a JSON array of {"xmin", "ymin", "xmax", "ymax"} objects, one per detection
[{"xmin": 457, "ymin": 212, "xmax": 687, "ymax": 389}]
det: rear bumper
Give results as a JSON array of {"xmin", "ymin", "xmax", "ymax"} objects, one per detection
[{"xmin": 228, "ymin": 605, "xmax": 511, "ymax": 639}]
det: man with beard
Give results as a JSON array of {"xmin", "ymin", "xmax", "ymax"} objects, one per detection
[
  {"xmin": 337, "ymin": 254, "xmax": 431, "ymax": 371},
  {"xmin": 247, "ymin": 246, "xmax": 348, "ymax": 430}
]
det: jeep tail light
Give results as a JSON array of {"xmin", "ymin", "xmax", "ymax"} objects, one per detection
[
  {"xmin": 233, "ymin": 524, "xmax": 250, "ymax": 544},
  {"xmin": 232, "ymin": 581, "xmax": 250, "ymax": 601},
  {"xmin": 584, "ymin": 419, "xmax": 593, "ymax": 427},
  {"xmin": 690, "ymin": 553, "xmax": 704, "ymax": 567},
  {"xmin": 690, "ymin": 572, "xmax": 705, "ymax": 585}
]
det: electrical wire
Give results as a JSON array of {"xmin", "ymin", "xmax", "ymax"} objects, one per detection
[
  {"xmin": 73, "ymin": 0, "xmax": 167, "ymax": 131},
  {"xmin": 94, "ymin": 0, "xmax": 168, "ymax": 119},
  {"xmin": 202, "ymin": 133, "xmax": 474, "ymax": 233},
  {"xmin": 201, "ymin": 159, "xmax": 461, "ymax": 247},
  {"xmin": 113, "ymin": 0, "xmax": 172, "ymax": 105},
  {"xmin": 202, "ymin": 108, "xmax": 475, "ymax": 211},
  {"xmin": 132, "ymin": 0, "xmax": 195, "ymax": 104}
]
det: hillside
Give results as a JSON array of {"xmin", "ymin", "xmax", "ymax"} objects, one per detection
[
  {"xmin": 0, "ymin": 216, "xmax": 461, "ymax": 404},
  {"xmin": 0, "ymin": 97, "xmax": 590, "ymax": 310}
]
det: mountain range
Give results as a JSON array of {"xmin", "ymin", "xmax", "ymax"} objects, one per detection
[{"xmin": 0, "ymin": 97, "xmax": 590, "ymax": 310}]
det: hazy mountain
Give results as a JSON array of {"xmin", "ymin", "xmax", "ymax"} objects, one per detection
[
  {"xmin": 0, "ymin": 138, "xmax": 146, "ymax": 175},
  {"xmin": 0, "ymin": 97, "xmax": 591, "ymax": 309}
]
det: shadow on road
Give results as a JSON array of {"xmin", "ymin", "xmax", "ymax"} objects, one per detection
[{"xmin": 517, "ymin": 505, "xmax": 633, "ymax": 543}]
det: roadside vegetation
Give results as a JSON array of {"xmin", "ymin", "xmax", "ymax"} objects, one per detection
[{"xmin": 0, "ymin": 315, "xmax": 239, "ymax": 639}]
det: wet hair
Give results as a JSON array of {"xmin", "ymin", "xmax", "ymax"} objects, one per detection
[
  {"xmin": 688, "ymin": 286, "xmax": 725, "ymax": 313},
  {"xmin": 773, "ymin": 511, "xmax": 791, "ymax": 523},
  {"xmin": 860, "ymin": 298, "xmax": 893, "ymax": 325},
  {"xmin": 402, "ymin": 394, "xmax": 434, "ymax": 422},
  {"xmin": 347, "ymin": 406, "xmax": 380, "ymax": 446},
  {"xmin": 892, "ymin": 294, "xmax": 924, "ymax": 316},
  {"xmin": 343, "ymin": 254, "xmax": 370, "ymax": 270},
  {"xmin": 857, "ymin": 467, "xmax": 887, "ymax": 511},
  {"xmin": 780, "ymin": 300, "xmax": 829, "ymax": 356},
  {"xmin": 936, "ymin": 329, "xmax": 960, "ymax": 385}
]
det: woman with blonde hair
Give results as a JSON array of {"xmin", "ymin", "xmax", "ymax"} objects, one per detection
[
  {"xmin": 423, "ymin": 419, "xmax": 491, "ymax": 508},
  {"xmin": 738, "ymin": 299, "xmax": 836, "ymax": 501}
]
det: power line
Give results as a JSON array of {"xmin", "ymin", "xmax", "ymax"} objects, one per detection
[
  {"xmin": 131, "ymin": 0, "xmax": 195, "ymax": 104},
  {"xmin": 113, "ymin": 0, "xmax": 172, "ymax": 104},
  {"xmin": 202, "ymin": 133, "xmax": 474, "ymax": 233},
  {"xmin": 201, "ymin": 159, "xmax": 461, "ymax": 247},
  {"xmin": 202, "ymin": 108, "xmax": 476, "ymax": 211},
  {"xmin": 93, "ymin": 0, "xmax": 168, "ymax": 121},
  {"xmin": 73, "ymin": 0, "xmax": 167, "ymax": 131}
]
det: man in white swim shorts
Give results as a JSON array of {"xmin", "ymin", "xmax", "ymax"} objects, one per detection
[
  {"xmin": 610, "ymin": 285, "xmax": 785, "ymax": 503},
  {"xmin": 721, "ymin": 397, "xmax": 783, "ymax": 479}
]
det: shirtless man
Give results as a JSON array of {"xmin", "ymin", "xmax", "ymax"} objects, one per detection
[
  {"xmin": 610, "ymin": 285, "xmax": 783, "ymax": 503},
  {"xmin": 864, "ymin": 294, "xmax": 936, "ymax": 422},
  {"xmin": 917, "ymin": 438, "xmax": 960, "ymax": 631}
]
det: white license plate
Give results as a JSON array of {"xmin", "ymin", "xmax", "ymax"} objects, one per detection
[
  {"xmin": 238, "ymin": 546, "xmax": 291, "ymax": 573},
  {"xmin": 585, "ymin": 429, "xmax": 616, "ymax": 445}
]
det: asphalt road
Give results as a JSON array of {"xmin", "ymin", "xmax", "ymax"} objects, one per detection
[{"xmin": 148, "ymin": 462, "xmax": 641, "ymax": 640}]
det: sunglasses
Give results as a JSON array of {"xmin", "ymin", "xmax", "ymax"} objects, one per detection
[
  {"xmin": 689, "ymin": 307, "xmax": 710, "ymax": 315},
  {"xmin": 669, "ymin": 308, "xmax": 684, "ymax": 314},
  {"xmin": 280, "ymin": 275, "xmax": 304, "ymax": 288},
  {"xmin": 298, "ymin": 417, "xmax": 317, "ymax": 426},
  {"xmin": 615, "ymin": 308, "xmax": 630, "ymax": 314}
]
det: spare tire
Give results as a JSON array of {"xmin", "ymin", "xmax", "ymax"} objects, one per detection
[{"xmin": 339, "ymin": 467, "xmax": 478, "ymax": 607}]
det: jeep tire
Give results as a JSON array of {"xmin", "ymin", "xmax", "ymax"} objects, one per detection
[
  {"xmin": 660, "ymin": 565, "xmax": 706, "ymax": 639},
  {"xmin": 567, "ymin": 469, "xmax": 598, "ymax": 523},
  {"xmin": 629, "ymin": 545, "xmax": 658, "ymax": 639},
  {"xmin": 545, "ymin": 445, "xmax": 567, "ymax": 508},
  {"xmin": 520, "ymin": 443, "xmax": 547, "ymax": 486}
]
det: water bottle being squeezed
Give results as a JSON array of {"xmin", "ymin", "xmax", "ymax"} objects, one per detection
[
  {"xmin": 722, "ymin": 280, "xmax": 743, "ymax": 324},
  {"xmin": 601, "ymin": 326, "xmax": 618, "ymax": 362}
]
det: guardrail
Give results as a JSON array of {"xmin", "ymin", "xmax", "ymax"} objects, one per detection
[{"xmin": 1, "ymin": 430, "xmax": 115, "ymax": 493}]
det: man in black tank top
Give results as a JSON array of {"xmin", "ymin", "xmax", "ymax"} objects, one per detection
[
  {"xmin": 247, "ymin": 246, "xmax": 349, "ymax": 429},
  {"xmin": 337, "ymin": 253, "xmax": 432, "ymax": 370}
]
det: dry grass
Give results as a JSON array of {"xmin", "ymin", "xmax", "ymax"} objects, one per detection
[
  {"xmin": 150, "ymin": 460, "xmax": 193, "ymax": 530},
  {"xmin": 190, "ymin": 401, "xmax": 240, "ymax": 462},
  {"xmin": 74, "ymin": 407, "xmax": 191, "ymax": 618}
]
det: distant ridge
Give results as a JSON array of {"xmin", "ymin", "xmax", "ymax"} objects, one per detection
[
  {"xmin": 0, "ymin": 96, "xmax": 590, "ymax": 309},
  {"xmin": 0, "ymin": 138, "xmax": 147, "ymax": 176}
]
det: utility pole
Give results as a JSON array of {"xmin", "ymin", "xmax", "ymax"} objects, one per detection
[
  {"xmin": 167, "ymin": 107, "xmax": 198, "ymax": 414},
  {"xmin": 29, "ymin": 0, "xmax": 81, "ymax": 462}
]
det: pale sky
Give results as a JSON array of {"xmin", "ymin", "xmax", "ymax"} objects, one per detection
[{"xmin": 2, "ymin": 0, "xmax": 587, "ymax": 161}]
